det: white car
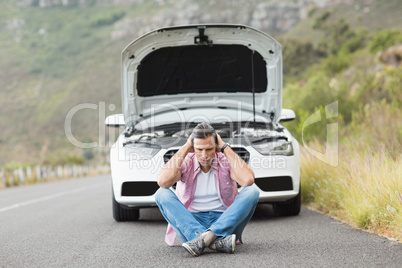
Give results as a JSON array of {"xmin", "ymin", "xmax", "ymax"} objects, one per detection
[{"xmin": 105, "ymin": 24, "xmax": 300, "ymax": 221}]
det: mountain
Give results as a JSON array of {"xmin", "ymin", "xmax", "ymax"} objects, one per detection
[{"xmin": 0, "ymin": 0, "xmax": 400, "ymax": 165}]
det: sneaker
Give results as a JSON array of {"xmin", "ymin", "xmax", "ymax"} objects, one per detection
[
  {"xmin": 182, "ymin": 235, "xmax": 205, "ymax": 257},
  {"xmin": 214, "ymin": 234, "xmax": 236, "ymax": 254}
]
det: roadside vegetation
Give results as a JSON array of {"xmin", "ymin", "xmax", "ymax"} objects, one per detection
[
  {"xmin": 281, "ymin": 11, "xmax": 402, "ymax": 240},
  {"xmin": 300, "ymin": 144, "xmax": 401, "ymax": 241}
]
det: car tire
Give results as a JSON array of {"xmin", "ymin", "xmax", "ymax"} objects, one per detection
[
  {"xmin": 273, "ymin": 185, "xmax": 301, "ymax": 217},
  {"xmin": 112, "ymin": 191, "xmax": 140, "ymax": 221}
]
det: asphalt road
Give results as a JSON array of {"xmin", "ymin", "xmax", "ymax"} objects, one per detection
[{"xmin": 0, "ymin": 175, "xmax": 401, "ymax": 268}]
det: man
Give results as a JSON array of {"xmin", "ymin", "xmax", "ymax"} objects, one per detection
[{"xmin": 155, "ymin": 123, "xmax": 259, "ymax": 257}]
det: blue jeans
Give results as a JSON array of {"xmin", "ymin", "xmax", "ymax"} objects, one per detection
[{"xmin": 155, "ymin": 185, "xmax": 260, "ymax": 243}]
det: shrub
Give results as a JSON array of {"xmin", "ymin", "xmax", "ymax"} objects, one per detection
[
  {"xmin": 339, "ymin": 28, "xmax": 369, "ymax": 54},
  {"xmin": 64, "ymin": 154, "xmax": 86, "ymax": 165},
  {"xmin": 42, "ymin": 154, "xmax": 85, "ymax": 166},
  {"xmin": 312, "ymin": 10, "xmax": 331, "ymax": 30},
  {"xmin": 90, "ymin": 11, "xmax": 126, "ymax": 27},
  {"xmin": 384, "ymin": 67, "xmax": 402, "ymax": 108},
  {"xmin": 369, "ymin": 28, "xmax": 402, "ymax": 54},
  {"xmin": 280, "ymin": 38, "xmax": 320, "ymax": 77},
  {"xmin": 307, "ymin": 7, "xmax": 318, "ymax": 18},
  {"xmin": 323, "ymin": 53, "xmax": 350, "ymax": 74}
]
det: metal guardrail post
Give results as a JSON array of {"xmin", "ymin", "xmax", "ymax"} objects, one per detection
[
  {"xmin": 36, "ymin": 165, "xmax": 41, "ymax": 182},
  {"xmin": 18, "ymin": 167, "xmax": 25, "ymax": 185},
  {"xmin": 56, "ymin": 165, "xmax": 63, "ymax": 179},
  {"xmin": 26, "ymin": 166, "xmax": 32, "ymax": 181},
  {"xmin": 1, "ymin": 167, "xmax": 5, "ymax": 187}
]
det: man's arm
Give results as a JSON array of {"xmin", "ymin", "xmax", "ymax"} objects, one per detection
[
  {"xmin": 157, "ymin": 137, "xmax": 194, "ymax": 188},
  {"xmin": 217, "ymin": 134, "xmax": 255, "ymax": 187}
]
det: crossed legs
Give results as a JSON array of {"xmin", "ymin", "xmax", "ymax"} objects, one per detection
[{"xmin": 155, "ymin": 185, "xmax": 260, "ymax": 244}]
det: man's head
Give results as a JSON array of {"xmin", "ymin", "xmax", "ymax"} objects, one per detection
[{"xmin": 191, "ymin": 123, "xmax": 218, "ymax": 171}]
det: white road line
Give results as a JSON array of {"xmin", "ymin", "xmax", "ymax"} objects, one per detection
[{"xmin": 0, "ymin": 184, "xmax": 106, "ymax": 213}]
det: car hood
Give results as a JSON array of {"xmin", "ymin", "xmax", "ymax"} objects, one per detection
[{"xmin": 121, "ymin": 24, "xmax": 283, "ymax": 128}]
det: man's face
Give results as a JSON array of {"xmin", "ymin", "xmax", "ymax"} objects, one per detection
[{"xmin": 193, "ymin": 135, "xmax": 216, "ymax": 170}]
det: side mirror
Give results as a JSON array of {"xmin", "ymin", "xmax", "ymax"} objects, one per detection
[
  {"xmin": 105, "ymin": 114, "xmax": 125, "ymax": 127},
  {"xmin": 279, "ymin": 109, "xmax": 296, "ymax": 122}
]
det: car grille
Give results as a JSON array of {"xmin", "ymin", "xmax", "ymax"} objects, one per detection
[
  {"xmin": 254, "ymin": 176, "xmax": 293, "ymax": 192},
  {"xmin": 232, "ymin": 147, "xmax": 250, "ymax": 163},
  {"xmin": 163, "ymin": 149, "xmax": 178, "ymax": 163},
  {"xmin": 163, "ymin": 147, "xmax": 250, "ymax": 164},
  {"xmin": 121, "ymin": 182, "xmax": 159, "ymax": 196}
]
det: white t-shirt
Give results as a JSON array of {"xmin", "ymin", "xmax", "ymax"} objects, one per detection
[{"xmin": 189, "ymin": 169, "xmax": 226, "ymax": 213}]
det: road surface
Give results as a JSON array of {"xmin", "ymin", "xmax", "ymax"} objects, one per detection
[{"xmin": 0, "ymin": 175, "xmax": 401, "ymax": 267}]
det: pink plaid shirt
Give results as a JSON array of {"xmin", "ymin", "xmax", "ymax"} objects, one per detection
[{"xmin": 164, "ymin": 152, "xmax": 238, "ymax": 245}]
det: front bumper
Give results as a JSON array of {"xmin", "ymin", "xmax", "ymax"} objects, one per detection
[{"xmin": 111, "ymin": 141, "xmax": 300, "ymax": 207}]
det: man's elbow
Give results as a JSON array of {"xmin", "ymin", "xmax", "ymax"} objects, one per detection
[
  {"xmin": 158, "ymin": 181, "xmax": 168, "ymax": 189},
  {"xmin": 157, "ymin": 175, "xmax": 168, "ymax": 188},
  {"xmin": 238, "ymin": 173, "xmax": 254, "ymax": 187},
  {"xmin": 244, "ymin": 175, "xmax": 255, "ymax": 186},
  {"xmin": 244, "ymin": 169, "xmax": 256, "ymax": 186},
  {"xmin": 157, "ymin": 175, "xmax": 174, "ymax": 189}
]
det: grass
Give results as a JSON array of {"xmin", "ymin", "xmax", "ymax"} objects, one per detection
[{"xmin": 301, "ymin": 143, "xmax": 402, "ymax": 241}]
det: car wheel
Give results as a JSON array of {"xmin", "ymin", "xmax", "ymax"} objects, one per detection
[
  {"xmin": 112, "ymin": 191, "xmax": 140, "ymax": 221},
  {"xmin": 273, "ymin": 185, "xmax": 301, "ymax": 217}
]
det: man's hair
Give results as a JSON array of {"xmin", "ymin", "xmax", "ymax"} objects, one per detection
[{"xmin": 191, "ymin": 123, "xmax": 218, "ymax": 147}]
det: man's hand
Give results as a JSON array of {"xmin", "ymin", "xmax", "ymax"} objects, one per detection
[
  {"xmin": 216, "ymin": 133, "xmax": 225, "ymax": 151},
  {"xmin": 185, "ymin": 135, "xmax": 195, "ymax": 153},
  {"xmin": 218, "ymin": 133, "xmax": 255, "ymax": 187},
  {"xmin": 157, "ymin": 134, "xmax": 193, "ymax": 188}
]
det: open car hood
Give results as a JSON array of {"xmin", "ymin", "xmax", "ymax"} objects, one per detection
[{"xmin": 121, "ymin": 24, "xmax": 283, "ymax": 128}]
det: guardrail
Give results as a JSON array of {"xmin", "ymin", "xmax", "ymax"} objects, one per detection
[{"xmin": 0, "ymin": 165, "xmax": 110, "ymax": 188}]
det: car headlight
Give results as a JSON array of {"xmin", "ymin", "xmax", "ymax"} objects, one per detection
[
  {"xmin": 124, "ymin": 143, "xmax": 161, "ymax": 160},
  {"xmin": 251, "ymin": 139, "xmax": 294, "ymax": 156}
]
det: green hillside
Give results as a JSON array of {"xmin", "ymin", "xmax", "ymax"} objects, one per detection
[
  {"xmin": 285, "ymin": 0, "xmax": 402, "ymax": 41},
  {"xmin": 0, "ymin": 2, "xmax": 136, "ymax": 164},
  {"xmin": 0, "ymin": 0, "xmax": 401, "ymax": 166}
]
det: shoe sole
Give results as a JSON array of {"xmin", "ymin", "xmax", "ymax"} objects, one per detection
[
  {"xmin": 230, "ymin": 234, "xmax": 236, "ymax": 254},
  {"xmin": 182, "ymin": 243, "xmax": 200, "ymax": 257}
]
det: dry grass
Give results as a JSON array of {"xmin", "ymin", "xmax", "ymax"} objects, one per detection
[{"xmin": 301, "ymin": 143, "xmax": 402, "ymax": 241}]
